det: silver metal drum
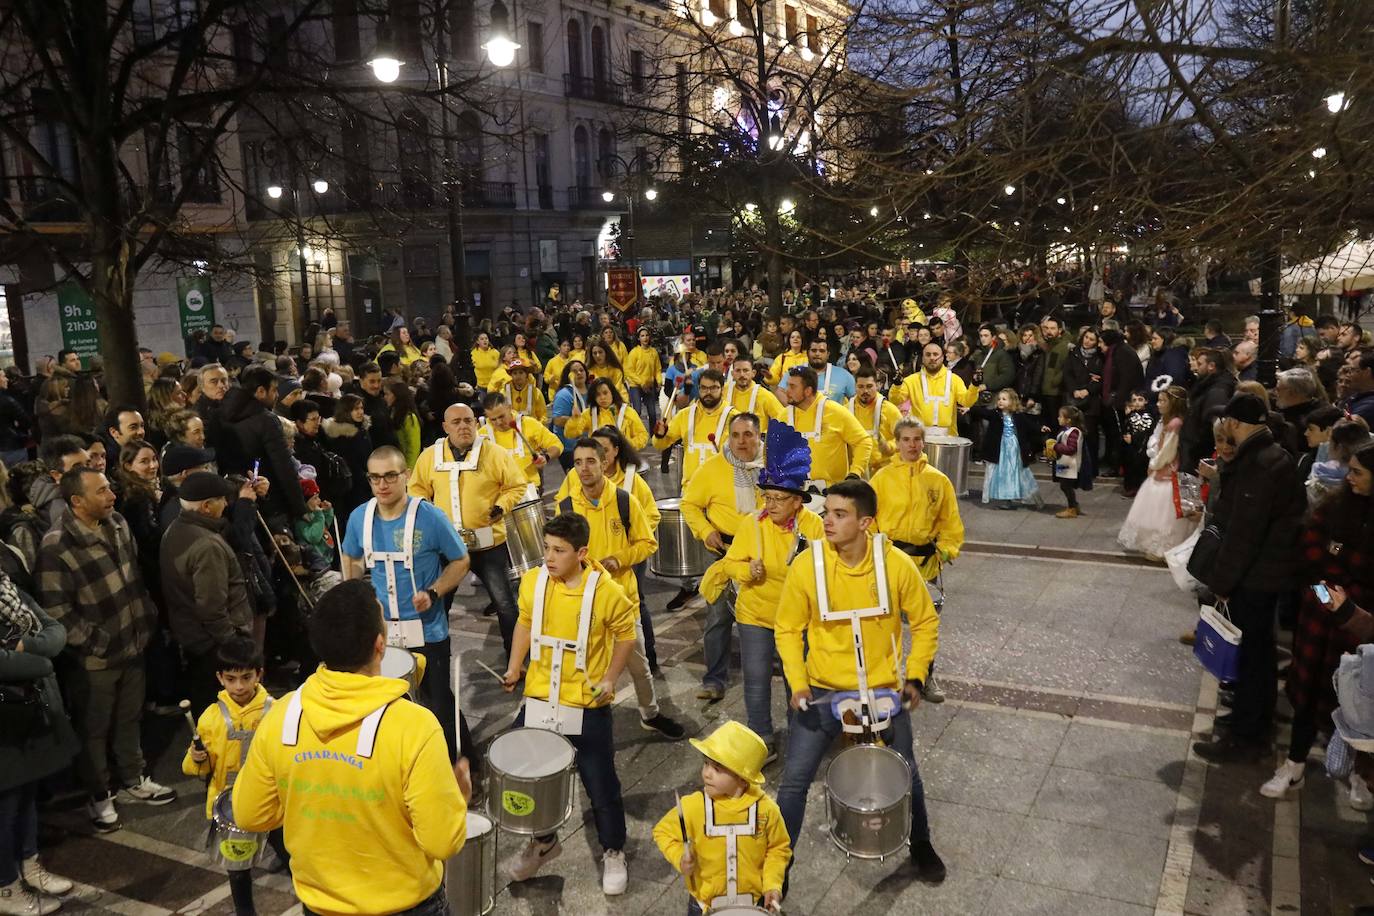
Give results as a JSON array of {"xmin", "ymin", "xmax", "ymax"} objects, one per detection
[
  {"xmin": 445, "ymin": 811, "xmax": 497, "ymax": 916},
  {"xmin": 824, "ymin": 743, "xmax": 912, "ymax": 860},
  {"xmin": 705, "ymin": 907, "xmax": 769, "ymax": 915},
  {"xmin": 925, "ymin": 435, "xmax": 972, "ymax": 497},
  {"xmin": 211, "ymin": 790, "xmax": 264, "ymax": 872},
  {"xmin": 505, "ymin": 498, "xmax": 548, "ymax": 580},
  {"xmin": 381, "ymin": 647, "xmax": 419, "ymax": 700},
  {"xmin": 486, "ymin": 728, "xmax": 576, "ymax": 836},
  {"xmin": 652, "ymin": 498, "xmax": 713, "ymax": 578}
]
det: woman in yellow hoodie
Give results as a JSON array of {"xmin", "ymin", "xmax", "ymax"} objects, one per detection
[
  {"xmin": 232, "ymin": 581, "xmax": 469, "ymax": 916},
  {"xmin": 653, "ymin": 721, "xmax": 791, "ymax": 914}
]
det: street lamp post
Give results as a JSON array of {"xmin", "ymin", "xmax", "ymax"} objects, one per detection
[
  {"xmin": 598, "ymin": 152, "xmax": 658, "ymax": 272},
  {"xmin": 371, "ymin": 6, "xmax": 517, "ymax": 384},
  {"xmin": 268, "ymin": 179, "xmax": 328, "ymax": 341}
]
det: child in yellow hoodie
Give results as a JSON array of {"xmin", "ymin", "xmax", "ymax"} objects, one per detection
[
  {"xmin": 653, "ymin": 721, "xmax": 791, "ymax": 914},
  {"xmin": 181, "ymin": 638, "xmax": 288, "ymax": 916}
]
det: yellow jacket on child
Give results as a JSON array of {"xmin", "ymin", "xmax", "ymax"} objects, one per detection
[
  {"xmin": 181, "ymin": 685, "xmax": 273, "ymax": 819},
  {"xmin": 652, "ymin": 788, "xmax": 791, "ymax": 905},
  {"xmin": 870, "ymin": 454, "xmax": 965, "ymax": 580}
]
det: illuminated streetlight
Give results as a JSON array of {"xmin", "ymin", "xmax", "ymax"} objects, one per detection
[
  {"xmin": 745, "ymin": 202, "xmax": 757, "ymax": 212},
  {"xmin": 483, "ymin": 0, "xmax": 521, "ymax": 67},
  {"xmin": 267, "ymin": 185, "xmax": 283, "ymax": 199},
  {"xmin": 602, "ymin": 190, "xmax": 615, "ymax": 203},
  {"xmin": 869, "ymin": 206, "xmax": 879, "ymax": 217},
  {"xmin": 922, "ymin": 212, "xmax": 931, "ymax": 220},
  {"xmin": 1092, "ymin": 204, "xmax": 1100, "ymax": 211},
  {"xmin": 644, "ymin": 188, "xmax": 658, "ymax": 201},
  {"xmin": 779, "ymin": 198, "xmax": 795, "ymax": 213},
  {"xmin": 1312, "ymin": 146, "xmax": 1327, "ymax": 159},
  {"xmin": 369, "ymin": 22, "xmax": 402, "ymax": 82},
  {"xmin": 1325, "ymin": 91, "xmax": 1348, "ymax": 113},
  {"xmin": 1056, "ymin": 196, "xmax": 1066, "ymax": 205},
  {"xmin": 312, "ymin": 179, "xmax": 329, "ymax": 194},
  {"xmin": 1003, "ymin": 184, "xmax": 1016, "ymax": 195}
]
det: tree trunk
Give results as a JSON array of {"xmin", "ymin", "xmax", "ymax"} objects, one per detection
[
  {"xmin": 90, "ymin": 232, "xmax": 146, "ymax": 411},
  {"xmin": 766, "ymin": 216, "xmax": 785, "ymax": 318}
]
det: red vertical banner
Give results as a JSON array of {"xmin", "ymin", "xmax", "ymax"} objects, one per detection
[{"xmin": 608, "ymin": 267, "xmax": 640, "ymax": 312}]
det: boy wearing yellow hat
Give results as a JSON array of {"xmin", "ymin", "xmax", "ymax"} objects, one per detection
[{"xmin": 653, "ymin": 721, "xmax": 791, "ymax": 914}]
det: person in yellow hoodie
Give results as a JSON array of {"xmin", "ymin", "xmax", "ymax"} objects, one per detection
[
  {"xmin": 499, "ymin": 513, "xmax": 638, "ymax": 895},
  {"xmin": 781, "ymin": 365, "xmax": 873, "ymax": 489},
  {"xmin": 849, "ymin": 364, "xmax": 903, "ymax": 474},
  {"xmin": 700, "ymin": 420, "xmax": 821, "ymax": 752},
  {"xmin": 774, "ymin": 480, "xmax": 946, "ymax": 883},
  {"xmin": 623, "ymin": 326, "xmax": 664, "ymax": 433},
  {"xmin": 488, "ymin": 358, "xmax": 548, "ymax": 422},
  {"xmin": 598, "ymin": 325, "xmax": 629, "ymax": 365},
  {"xmin": 897, "ymin": 341, "xmax": 982, "ymax": 438},
  {"xmin": 409, "ymin": 403, "xmax": 528, "ymax": 657},
  {"xmin": 684, "ymin": 413, "xmax": 764, "ymax": 701},
  {"xmin": 470, "ymin": 331, "xmax": 502, "ymax": 389},
  {"xmin": 558, "ymin": 437, "xmax": 684, "ymax": 739},
  {"xmin": 723, "ymin": 354, "xmax": 785, "ymax": 430},
  {"xmin": 478, "ymin": 391, "xmax": 562, "ymax": 490},
  {"xmin": 651, "ymin": 368, "xmax": 734, "ymax": 491},
  {"xmin": 232, "ymin": 580, "xmax": 470, "ymax": 916},
  {"xmin": 183, "ymin": 638, "xmax": 288, "ymax": 916},
  {"xmin": 653, "ymin": 721, "xmax": 791, "ymax": 915},
  {"xmin": 543, "ymin": 339, "xmax": 574, "ymax": 392},
  {"xmin": 562, "ymin": 377, "xmax": 650, "ymax": 450}
]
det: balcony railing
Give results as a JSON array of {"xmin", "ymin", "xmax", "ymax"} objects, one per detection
[
  {"xmin": 567, "ymin": 185, "xmax": 612, "ymax": 210},
  {"xmin": 564, "ymin": 73, "xmax": 624, "ymax": 105}
]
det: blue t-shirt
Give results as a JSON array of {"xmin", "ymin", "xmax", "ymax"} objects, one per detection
[
  {"xmin": 342, "ymin": 498, "xmax": 467, "ymax": 644},
  {"xmin": 816, "ymin": 364, "xmax": 855, "ymax": 403},
  {"xmin": 550, "ymin": 385, "xmax": 586, "ymax": 450}
]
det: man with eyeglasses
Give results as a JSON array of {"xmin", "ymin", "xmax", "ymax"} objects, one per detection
[
  {"xmin": 409, "ymin": 404, "xmax": 529, "ymax": 656},
  {"xmin": 650, "ymin": 368, "xmax": 734, "ymax": 491},
  {"xmin": 342, "ymin": 446, "xmax": 473, "ymax": 763}
]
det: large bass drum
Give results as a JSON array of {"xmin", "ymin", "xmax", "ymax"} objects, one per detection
[
  {"xmin": 924, "ymin": 435, "xmax": 971, "ymax": 497},
  {"xmin": 824, "ymin": 743, "xmax": 912, "ymax": 860},
  {"xmin": 651, "ymin": 498, "xmax": 712, "ymax": 578},
  {"xmin": 445, "ymin": 811, "xmax": 497, "ymax": 916},
  {"xmin": 505, "ymin": 499, "xmax": 548, "ymax": 581}
]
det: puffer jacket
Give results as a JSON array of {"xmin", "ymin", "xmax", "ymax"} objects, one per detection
[
  {"xmin": 0, "ymin": 594, "xmax": 79, "ymax": 792},
  {"xmin": 219, "ymin": 387, "xmax": 307, "ymax": 519}
]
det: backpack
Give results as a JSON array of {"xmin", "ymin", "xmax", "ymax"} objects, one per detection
[
  {"xmin": 559, "ymin": 488, "xmax": 631, "ymax": 531},
  {"xmin": 315, "ymin": 447, "xmax": 353, "ymax": 504}
]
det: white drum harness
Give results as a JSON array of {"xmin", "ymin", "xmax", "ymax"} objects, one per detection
[
  {"xmin": 524, "ymin": 567, "xmax": 602, "ymax": 736},
  {"xmin": 362, "ymin": 496, "xmax": 426, "ymax": 648}
]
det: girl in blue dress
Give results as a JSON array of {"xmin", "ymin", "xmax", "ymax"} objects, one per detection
[{"xmin": 976, "ymin": 388, "xmax": 1043, "ymax": 508}]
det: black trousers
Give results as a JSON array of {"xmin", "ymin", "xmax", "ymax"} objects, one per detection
[
  {"xmin": 417, "ymin": 638, "xmax": 477, "ymax": 767},
  {"xmin": 1228, "ymin": 589, "xmax": 1279, "ymax": 738}
]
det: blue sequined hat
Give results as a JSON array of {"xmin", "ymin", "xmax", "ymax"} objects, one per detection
[{"xmin": 758, "ymin": 420, "xmax": 812, "ymax": 496}]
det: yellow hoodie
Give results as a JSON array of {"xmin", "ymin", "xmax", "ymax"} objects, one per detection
[
  {"xmin": 783, "ymin": 397, "xmax": 873, "ymax": 483},
  {"xmin": 896, "ymin": 367, "xmax": 980, "ymax": 438},
  {"xmin": 561, "ymin": 483, "xmax": 657, "ymax": 604},
  {"xmin": 408, "ymin": 437, "xmax": 528, "ymax": 545},
  {"xmin": 623, "ymin": 345, "xmax": 664, "ymax": 390},
  {"xmin": 479, "ymin": 416, "xmax": 563, "ymax": 486},
  {"xmin": 652, "ymin": 788, "xmax": 791, "ymax": 904},
  {"xmin": 680, "ymin": 452, "xmax": 763, "ymax": 542},
  {"xmin": 776, "ymin": 535, "xmax": 938, "ymax": 693},
  {"xmin": 870, "ymin": 455, "xmax": 965, "ymax": 580},
  {"xmin": 232, "ymin": 668, "xmax": 466, "ymax": 916},
  {"xmin": 701, "ymin": 508, "xmax": 824, "ymax": 627},
  {"xmin": 651, "ymin": 401, "xmax": 734, "ymax": 490},
  {"xmin": 847, "ymin": 394, "xmax": 904, "ymax": 473},
  {"xmin": 182, "ymin": 685, "xmax": 273, "ymax": 819},
  {"xmin": 723, "ymin": 381, "xmax": 787, "ymax": 430},
  {"xmin": 517, "ymin": 563, "xmax": 638, "ymax": 709},
  {"xmin": 556, "ymin": 465, "xmax": 661, "ymax": 530},
  {"xmin": 563, "ymin": 402, "xmax": 650, "ymax": 451}
]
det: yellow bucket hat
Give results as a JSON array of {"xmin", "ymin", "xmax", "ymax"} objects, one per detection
[{"xmin": 689, "ymin": 720, "xmax": 768, "ymax": 787}]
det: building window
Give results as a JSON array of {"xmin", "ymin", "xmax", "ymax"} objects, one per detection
[
  {"xmin": 566, "ymin": 19, "xmax": 583, "ymax": 79},
  {"xmin": 333, "ymin": 0, "xmax": 361, "ymax": 60},
  {"xmin": 391, "ymin": 0, "xmax": 423, "ymax": 60},
  {"xmin": 527, "ymin": 21, "xmax": 544, "ymax": 72},
  {"xmin": 456, "ymin": 110, "xmax": 483, "ymax": 186},
  {"xmin": 178, "ymin": 126, "xmax": 221, "ymax": 203},
  {"xmin": 450, "ymin": 0, "xmax": 477, "ymax": 60},
  {"xmin": 573, "ymin": 125, "xmax": 590, "ymax": 188},
  {"xmin": 709, "ymin": 0, "xmax": 727, "ymax": 19},
  {"xmin": 231, "ymin": 21, "xmax": 256, "ymax": 77},
  {"xmin": 342, "ymin": 113, "xmax": 371, "ymax": 206},
  {"xmin": 629, "ymin": 49, "xmax": 645, "ymax": 92},
  {"xmin": 597, "ymin": 128, "xmax": 615, "ymax": 179},
  {"xmin": 805, "ymin": 13, "xmax": 818, "ymax": 50},
  {"xmin": 590, "ymin": 25, "xmax": 608, "ymax": 87},
  {"xmin": 397, "ymin": 109, "xmax": 434, "ymax": 207},
  {"xmin": 533, "ymin": 131, "xmax": 552, "ymax": 208},
  {"xmin": 737, "ymin": 0, "xmax": 755, "ymax": 32},
  {"xmin": 784, "ymin": 4, "xmax": 797, "ymax": 41}
]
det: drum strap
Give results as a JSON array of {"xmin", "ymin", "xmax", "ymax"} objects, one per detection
[
  {"xmin": 919, "ymin": 369, "xmax": 953, "ymax": 412},
  {"xmin": 588, "ymin": 404, "xmax": 629, "ymax": 432},
  {"xmin": 362, "ymin": 497, "xmax": 423, "ymax": 622},
  {"xmin": 531, "ymin": 567, "xmax": 599, "ymax": 680},
  {"xmin": 218, "ymin": 696, "xmax": 274, "ymax": 785},
  {"xmin": 725, "ymin": 380, "xmax": 761, "ymax": 415},
  {"xmin": 433, "ymin": 437, "xmax": 485, "ymax": 537},
  {"xmin": 686, "ymin": 403, "xmax": 732, "ymax": 464},
  {"xmin": 280, "ymin": 691, "xmax": 390, "ymax": 758},
  {"xmin": 812, "ymin": 535, "xmax": 892, "ymax": 731},
  {"xmin": 704, "ymin": 798, "xmax": 758, "ymax": 908},
  {"xmin": 787, "ymin": 397, "xmax": 827, "ymax": 443},
  {"xmin": 848, "ymin": 394, "xmax": 884, "ymax": 439},
  {"xmin": 480, "ymin": 421, "xmax": 523, "ymax": 458}
]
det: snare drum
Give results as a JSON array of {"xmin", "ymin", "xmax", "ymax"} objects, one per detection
[
  {"xmin": 824, "ymin": 743, "xmax": 912, "ymax": 860},
  {"xmin": 486, "ymin": 728, "xmax": 576, "ymax": 836},
  {"xmin": 505, "ymin": 498, "xmax": 548, "ymax": 581},
  {"xmin": 704, "ymin": 907, "xmax": 769, "ymax": 915},
  {"xmin": 211, "ymin": 789, "xmax": 264, "ymax": 872},
  {"xmin": 381, "ymin": 646, "xmax": 420, "ymax": 700},
  {"xmin": 445, "ymin": 811, "xmax": 497, "ymax": 916}
]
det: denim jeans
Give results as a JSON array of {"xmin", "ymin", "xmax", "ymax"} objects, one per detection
[
  {"xmin": 471, "ymin": 545, "xmax": 519, "ymax": 658},
  {"xmin": 629, "ymin": 387, "xmax": 660, "ymax": 433},
  {"xmin": 737, "ymin": 624, "xmax": 788, "ymax": 742},
  {"xmin": 0, "ymin": 781, "xmax": 39, "ymax": 886},
  {"xmin": 515, "ymin": 704, "xmax": 626, "ymax": 852},
  {"xmin": 702, "ymin": 587, "xmax": 735, "ymax": 691},
  {"xmin": 777, "ymin": 688, "xmax": 930, "ymax": 848},
  {"xmin": 305, "ymin": 884, "xmax": 448, "ymax": 916}
]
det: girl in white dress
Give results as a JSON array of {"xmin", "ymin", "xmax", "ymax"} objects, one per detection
[{"xmin": 1118, "ymin": 385, "xmax": 1194, "ymax": 559}]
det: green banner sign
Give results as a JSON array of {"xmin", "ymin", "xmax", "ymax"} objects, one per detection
[
  {"xmin": 57, "ymin": 282, "xmax": 100, "ymax": 368},
  {"xmin": 177, "ymin": 275, "xmax": 215, "ymax": 339}
]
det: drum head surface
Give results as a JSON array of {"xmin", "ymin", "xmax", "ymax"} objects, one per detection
[
  {"xmin": 656, "ymin": 497, "xmax": 682, "ymax": 510},
  {"xmin": 381, "ymin": 647, "xmax": 416, "ymax": 680},
  {"xmin": 826, "ymin": 745, "xmax": 910, "ymax": 810},
  {"xmin": 212, "ymin": 789, "xmax": 236, "ymax": 826},
  {"xmin": 512, "ymin": 498, "xmax": 543, "ymax": 510},
  {"xmin": 705, "ymin": 908, "xmax": 769, "ymax": 915},
  {"xmin": 466, "ymin": 811, "xmax": 494, "ymax": 837},
  {"xmin": 489, "ymin": 728, "xmax": 576, "ymax": 776}
]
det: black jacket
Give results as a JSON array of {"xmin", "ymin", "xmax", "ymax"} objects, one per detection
[
  {"xmin": 1103, "ymin": 342, "xmax": 1145, "ymax": 411},
  {"xmin": 1062, "ymin": 347, "xmax": 1105, "ymax": 416},
  {"xmin": 971, "ymin": 405, "xmax": 1041, "ymax": 465},
  {"xmin": 1199, "ymin": 428, "xmax": 1304, "ymax": 595},
  {"xmin": 219, "ymin": 387, "xmax": 308, "ymax": 519},
  {"xmin": 0, "ymin": 390, "xmax": 30, "ymax": 452},
  {"xmin": 1180, "ymin": 371, "xmax": 1236, "ymax": 472},
  {"xmin": 353, "ymin": 383, "xmax": 398, "ymax": 449},
  {"xmin": 322, "ymin": 417, "xmax": 374, "ymax": 515},
  {"xmin": 1015, "ymin": 347, "xmax": 1045, "ymax": 405}
]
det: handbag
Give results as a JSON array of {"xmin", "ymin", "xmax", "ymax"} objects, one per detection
[
  {"xmin": 1185, "ymin": 521, "xmax": 1224, "ymax": 589},
  {"xmin": 1165, "ymin": 525, "xmax": 1203, "ymax": 594},
  {"xmin": 1194, "ymin": 601, "xmax": 1242, "ymax": 683},
  {"xmin": 0, "ymin": 681, "xmax": 50, "ymax": 746}
]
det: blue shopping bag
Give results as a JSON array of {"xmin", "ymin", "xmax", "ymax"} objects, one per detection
[{"xmin": 1194, "ymin": 602, "xmax": 1241, "ymax": 684}]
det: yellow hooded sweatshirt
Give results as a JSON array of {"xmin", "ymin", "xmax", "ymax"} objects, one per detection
[
  {"xmin": 651, "ymin": 401, "xmax": 734, "ymax": 490},
  {"xmin": 870, "ymin": 454, "xmax": 965, "ymax": 580},
  {"xmin": 681, "ymin": 452, "xmax": 763, "ymax": 542},
  {"xmin": 701, "ymin": 508, "xmax": 824, "ymax": 627},
  {"xmin": 556, "ymin": 465, "xmax": 661, "ymax": 530},
  {"xmin": 182, "ymin": 685, "xmax": 273, "ymax": 819},
  {"xmin": 847, "ymin": 394, "xmax": 904, "ymax": 473},
  {"xmin": 408, "ymin": 436, "xmax": 528, "ymax": 545},
  {"xmin": 776, "ymin": 535, "xmax": 939, "ymax": 693},
  {"xmin": 896, "ymin": 366, "xmax": 980, "ymax": 438},
  {"xmin": 624, "ymin": 344, "xmax": 664, "ymax": 391},
  {"xmin": 517, "ymin": 563, "xmax": 638, "ymax": 709},
  {"xmin": 563, "ymin": 402, "xmax": 650, "ymax": 451},
  {"xmin": 232, "ymin": 667, "xmax": 466, "ymax": 916},
  {"xmin": 479, "ymin": 415, "xmax": 563, "ymax": 486},
  {"xmin": 562, "ymin": 483, "xmax": 657, "ymax": 604},
  {"xmin": 783, "ymin": 397, "xmax": 873, "ymax": 484},
  {"xmin": 653, "ymin": 788, "xmax": 791, "ymax": 905}
]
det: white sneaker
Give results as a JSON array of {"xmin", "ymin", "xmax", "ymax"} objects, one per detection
[
  {"xmin": 86, "ymin": 795, "xmax": 120, "ymax": 832},
  {"xmin": 20, "ymin": 860, "xmax": 72, "ymax": 896},
  {"xmin": 118, "ymin": 776, "xmax": 176, "ymax": 806},
  {"xmin": 0, "ymin": 880, "xmax": 60, "ymax": 916},
  {"xmin": 506, "ymin": 837, "xmax": 562, "ymax": 882},
  {"xmin": 922, "ymin": 673, "xmax": 946, "ymax": 704},
  {"xmin": 1352, "ymin": 773, "xmax": 1374, "ymax": 811},
  {"xmin": 1259, "ymin": 760, "xmax": 1305, "ymax": 799},
  {"xmin": 601, "ymin": 849, "xmax": 627, "ymax": 895}
]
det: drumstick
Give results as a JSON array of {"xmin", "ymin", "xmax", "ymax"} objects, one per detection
[
  {"xmin": 180, "ymin": 700, "xmax": 206, "ymax": 752},
  {"xmin": 674, "ymin": 790, "xmax": 691, "ymax": 858},
  {"xmin": 474, "ymin": 658, "xmax": 507, "ymax": 685},
  {"xmin": 452, "ymin": 646, "xmax": 462, "ymax": 758}
]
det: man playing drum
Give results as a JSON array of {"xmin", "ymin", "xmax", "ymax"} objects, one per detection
[
  {"xmin": 341, "ymin": 447, "xmax": 472, "ymax": 761},
  {"xmin": 500, "ymin": 513, "xmax": 638, "ymax": 895},
  {"xmin": 722, "ymin": 354, "xmax": 786, "ymax": 431},
  {"xmin": 699, "ymin": 421, "xmax": 822, "ymax": 757},
  {"xmin": 849, "ymin": 365, "xmax": 903, "ymax": 474},
  {"xmin": 477, "ymin": 391, "xmax": 562, "ymax": 491},
  {"xmin": 492, "ymin": 358, "xmax": 547, "ymax": 422},
  {"xmin": 409, "ymin": 404, "xmax": 528, "ymax": 656},
  {"xmin": 682, "ymin": 413, "xmax": 765, "ymax": 701},
  {"xmin": 560, "ymin": 438, "xmax": 685, "ymax": 740},
  {"xmin": 233, "ymin": 580, "xmax": 470, "ymax": 916},
  {"xmin": 782, "ymin": 366, "xmax": 873, "ymax": 493},
  {"xmin": 871, "ymin": 418, "xmax": 965, "ymax": 703},
  {"xmin": 896, "ymin": 342, "xmax": 982, "ymax": 439},
  {"xmin": 775, "ymin": 480, "xmax": 946, "ymax": 883}
]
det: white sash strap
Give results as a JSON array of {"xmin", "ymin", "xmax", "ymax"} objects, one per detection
[
  {"xmin": 787, "ymin": 397, "xmax": 827, "ymax": 442},
  {"xmin": 704, "ymin": 798, "xmax": 758, "ymax": 908},
  {"xmin": 920, "ymin": 369, "xmax": 953, "ymax": 408},
  {"xmin": 725, "ymin": 380, "xmax": 761, "ymax": 415},
  {"xmin": 849, "ymin": 394, "xmax": 884, "ymax": 438},
  {"xmin": 480, "ymin": 421, "xmax": 523, "ymax": 458},
  {"xmin": 280, "ymin": 691, "xmax": 389, "ymax": 758},
  {"xmin": 530, "ymin": 567, "xmax": 600, "ymax": 679},
  {"xmin": 362, "ymin": 497, "xmax": 423, "ymax": 621},
  {"xmin": 811, "ymin": 535, "xmax": 892, "ymax": 723},
  {"xmin": 686, "ymin": 404, "xmax": 732, "ymax": 462}
]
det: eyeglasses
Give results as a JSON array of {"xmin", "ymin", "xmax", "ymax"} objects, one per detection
[
  {"xmin": 762, "ymin": 493, "xmax": 796, "ymax": 505},
  {"xmin": 366, "ymin": 471, "xmax": 405, "ymax": 485}
]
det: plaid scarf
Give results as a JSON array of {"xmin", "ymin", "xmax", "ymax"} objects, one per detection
[
  {"xmin": 0, "ymin": 570, "xmax": 40, "ymax": 642},
  {"xmin": 723, "ymin": 446, "xmax": 763, "ymax": 513}
]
